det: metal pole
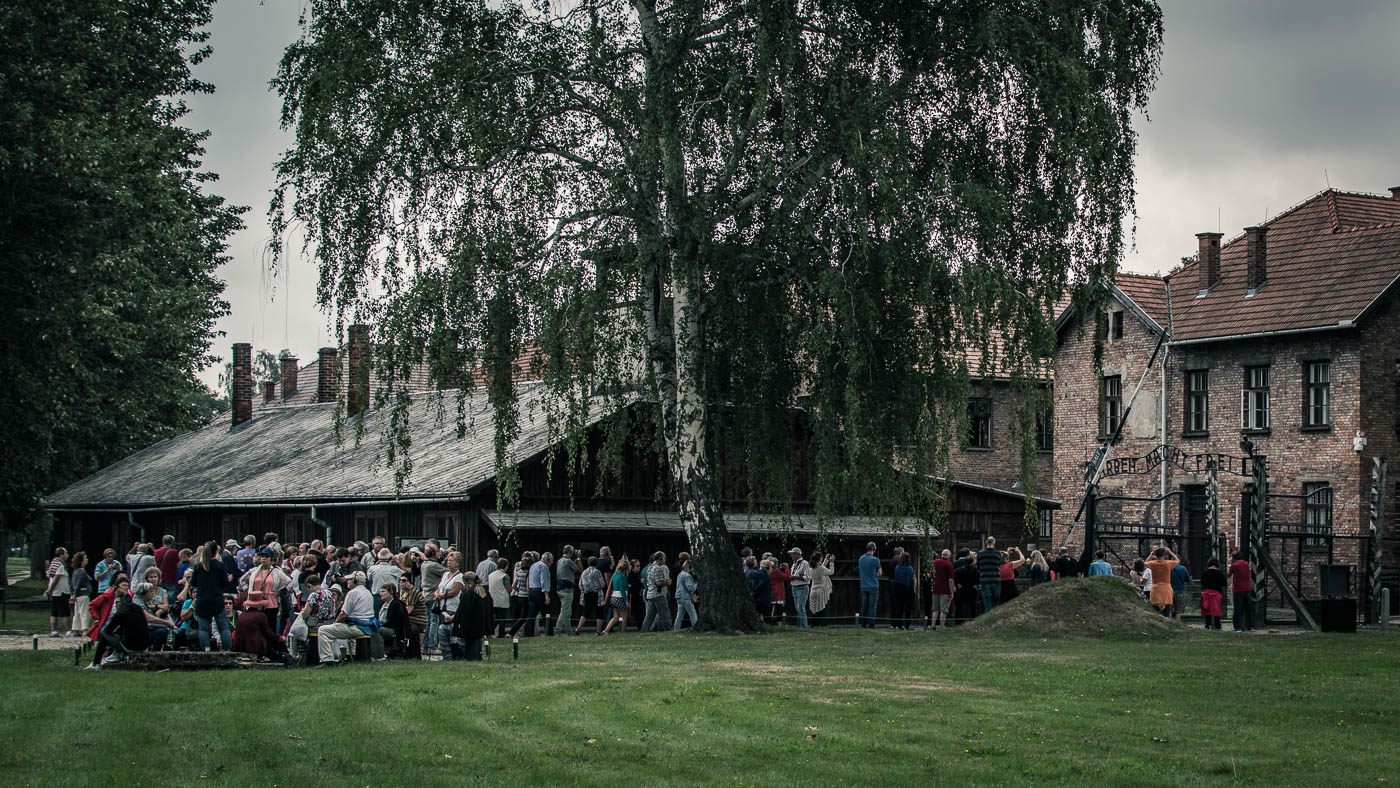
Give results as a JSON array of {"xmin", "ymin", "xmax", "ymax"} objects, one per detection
[
  {"xmin": 1206, "ymin": 460, "xmax": 1220, "ymax": 565},
  {"xmin": 1250, "ymin": 455, "xmax": 1269, "ymax": 626}
]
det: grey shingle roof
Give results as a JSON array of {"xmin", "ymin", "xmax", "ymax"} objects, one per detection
[{"xmin": 46, "ymin": 385, "xmax": 619, "ymax": 509}]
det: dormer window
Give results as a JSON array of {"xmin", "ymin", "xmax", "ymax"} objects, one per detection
[{"xmin": 1110, "ymin": 311, "xmax": 1124, "ymax": 341}]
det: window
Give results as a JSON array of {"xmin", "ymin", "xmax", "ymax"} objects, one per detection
[
  {"xmin": 1101, "ymin": 376, "xmax": 1123, "ymax": 436},
  {"xmin": 424, "ymin": 511, "xmax": 459, "ymax": 543},
  {"xmin": 221, "ymin": 515, "xmax": 249, "ymax": 543},
  {"xmin": 1184, "ymin": 370, "xmax": 1209, "ymax": 435},
  {"xmin": 164, "ymin": 517, "xmax": 190, "ymax": 546},
  {"xmin": 354, "ymin": 510, "xmax": 388, "ymax": 543},
  {"xmin": 1038, "ymin": 509, "xmax": 1053, "ymax": 541},
  {"xmin": 1241, "ymin": 366, "xmax": 1270, "ymax": 431},
  {"xmin": 1303, "ymin": 361, "xmax": 1330, "ymax": 428},
  {"xmin": 284, "ymin": 514, "xmax": 315, "ymax": 546},
  {"xmin": 1302, "ymin": 483, "xmax": 1331, "ymax": 550},
  {"xmin": 1110, "ymin": 311, "xmax": 1124, "ymax": 340},
  {"xmin": 1034, "ymin": 407, "xmax": 1053, "ymax": 452},
  {"xmin": 966, "ymin": 398, "xmax": 992, "ymax": 449}
]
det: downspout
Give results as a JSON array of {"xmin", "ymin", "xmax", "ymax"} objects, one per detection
[
  {"xmin": 1160, "ymin": 278, "xmax": 1173, "ymax": 528},
  {"xmin": 311, "ymin": 506, "xmax": 331, "ymax": 547},
  {"xmin": 127, "ymin": 511, "xmax": 145, "ymax": 544}
]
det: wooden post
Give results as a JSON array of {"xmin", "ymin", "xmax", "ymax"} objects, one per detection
[
  {"xmin": 1249, "ymin": 456, "xmax": 1268, "ymax": 624},
  {"xmin": 1381, "ymin": 589, "xmax": 1390, "ymax": 631},
  {"xmin": 1368, "ymin": 457, "xmax": 1387, "ymax": 625}
]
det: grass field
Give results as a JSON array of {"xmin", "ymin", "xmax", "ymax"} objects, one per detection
[{"xmin": 1, "ymin": 626, "xmax": 1395, "ymax": 786}]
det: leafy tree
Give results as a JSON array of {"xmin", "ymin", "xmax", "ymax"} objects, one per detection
[
  {"xmin": 273, "ymin": 0, "xmax": 1161, "ymax": 631},
  {"xmin": 218, "ymin": 347, "xmax": 291, "ymax": 403},
  {"xmin": 0, "ymin": 0, "xmax": 243, "ymax": 580}
]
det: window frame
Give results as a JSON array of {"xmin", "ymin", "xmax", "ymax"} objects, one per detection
[
  {"xmin": 353, "ymin": 510, "xmax": 388, "ymax": 544},
  {"xmin": 1302, "ymin": 361, "xmax": 1331, "ymax": 430},
  {"xmin": 1183, "ymin": 369, "xmax": 1209, "ymax": 436},
  {"xmin": 423, "ymin": 511, "xmax": 459, "ymax": 544},
  {"xmin": 1302, "ymin": 482, "xmax": 1332, "ymax": 551},
  {"xmin": 1241, "ymin": 365, "xmax": 1271, "ymax": 432},
  {"xmin": 1037, "ymin": 509, "xmax": 1053, "ymax": 541},
  {"xmin": 1034, "ymin": 406, "xmax": 1053, "ymax": 453},
  {"xmin": 966, "ymin": 397, "xmax": 993, "ymax": 450},
  {"xmin": 1101, "ymin": 375, "xmax": 1123, "ymax": 437},
  {"xmin": 221, "ymin": 514, "xmax": 250, "ymax": 544}
]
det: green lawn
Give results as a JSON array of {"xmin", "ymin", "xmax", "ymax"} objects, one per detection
[{"xmin": 0, "ymin": 628, "xmax": 1395, "ymax": 786}]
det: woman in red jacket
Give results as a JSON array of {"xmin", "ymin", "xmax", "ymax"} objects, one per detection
[{"xmin": 84, "ymin": 575, "xmax": 130, "ymax": 669}]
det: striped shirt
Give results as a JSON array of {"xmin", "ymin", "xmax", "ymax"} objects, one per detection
[{"xmin": 976, "ymin": 549, "xmax": 1003, "ymax": 585}]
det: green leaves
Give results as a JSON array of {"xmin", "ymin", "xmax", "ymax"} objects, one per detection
[{"xmin": 0, "ymin": 0, "xmax": 242, "ymax": 523}]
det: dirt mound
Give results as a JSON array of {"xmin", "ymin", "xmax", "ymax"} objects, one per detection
[{"xmin": 958, "ymin": 576, "xmax": 1185, "ymax": 638}]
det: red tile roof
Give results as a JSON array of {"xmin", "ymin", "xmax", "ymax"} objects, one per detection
[
  {"xmin": 1166, "ymin": 189, "xmax": 1400, "ymax": 342},
  {"xmin": 1113, "ymin": 273, "xmax": 1169, "ymax": 331}
]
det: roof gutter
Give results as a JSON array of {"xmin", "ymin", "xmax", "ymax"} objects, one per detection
[
  {"xmin": 1168, "ymin": 320, "xmax": 1354, "ymax": 347},
  {"xmin": 49, "ymin": 494, "xmax": 473, "ymax": 514}
]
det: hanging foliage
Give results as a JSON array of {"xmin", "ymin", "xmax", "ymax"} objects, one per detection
[{"xmin": 272, "ymin": 0, "xmax": 1162, "ymax": 632}]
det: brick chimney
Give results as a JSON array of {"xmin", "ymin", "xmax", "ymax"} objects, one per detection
[
  {"xmin": 262, "ymin": 380, "xmax": 277, "ymax": 402},
  {"xmin": 1244, "ymin": 225, "xmax": 1268, "ymax": 291},
  {"xmin": 231, "ymin": 342, "xmax": 252, "ymax": 426},
  {"xmin": 347, "ymin": 323, "xmax": 369, "ymax": 417},
  {"xmin": 1196, "ymin": 232, "xmax": 1222, "ymax": 293},
  {"xmin": 280, "ymin": 355, "xmax": 299, "ymax": 399},
  {"xmin": 316, "ymin": 346, "xmax": 339, "ymax": 403}
]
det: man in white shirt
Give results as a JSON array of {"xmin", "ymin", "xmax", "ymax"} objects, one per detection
[
  {"xmin": 317, "ymin": 571, "xmax": 376, "ymax": 665},
  {"xmin": 475, "ymin": 549, "xmax": 499, "ymax": 583},
  {"xmin": 366, "ymin": 548, "xmax": 403, "ymax": 614}
]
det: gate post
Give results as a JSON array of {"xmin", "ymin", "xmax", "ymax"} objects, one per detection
[
  {"xmin": 1249, "ymin": 455, "xmax": 1269, "ymax": 625},
  {"xmin": 1083, "ymin": 485, "xmax": 1099, "ymax": 565},
  {"xmin": 1206, "ymin": 459, "xmax": 1221, "ymax": 565},
  {"xmin": 1368, "ymin": 457, "xmax": 1387, "ymax": 625}
]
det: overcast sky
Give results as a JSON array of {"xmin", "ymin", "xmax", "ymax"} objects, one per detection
[{"xmin": 184, "ymin": 0, "xmax": 1400, "ymax": 388}]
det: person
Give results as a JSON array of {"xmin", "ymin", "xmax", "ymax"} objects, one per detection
[
  {"xmin": 191, "ymin": 542, "xmax": 233, "ymax": 651},
  {"xmin": 527, "ymin": 551, "xmax": 554, "ymax": 636},
  {"xmin": 434, "ymin": 552, "xmax": 467, "ymax": 653},
  {"xmin": 953, "ymin": 549, "xmax": 980, "ymax": 624},
  {"xmin": 488, "ymin": 558, "xmax": 512, "ymax": 637},
  {"xmin": 475, "ymin": 549, "xmax": 499, "ymax": 583},
  {"xmin": 236, "ymin": 535, "xmax": 257, "ymax": 574},
  {"xmin": 154, "ymin": 534, "xmax": 181, "ymax": 602},
  {"xmin": 1200, "ymin": 558, "xmax": 1227, "ymax": 630},
  {"xmin": 176, "ymin": 548, "xmax": 194, "ymax": 583},
  {"xmin": 450, "ymin": 571, "xmax": 493, "ymax": 660},
  {"xmin": 1129, "ymin": 559, "xmax": 1149, "ymax": 598},
  {"xmin": 367, "ymin": 548, "xmax": 404, "ymax": 613},
  {"xmin": 233, "ymin": 604, "xmax": 284, "ymax": 661},
  {"xmin": 69, "ymin": 551, "xmax": 93, "ymax": 637},
  {"xmin": 1052, "ymin": 547, "xmax": 1079, "ymax": 580},
  {"xmin": 325, "ymin": 547, "xmax": 366, "ymax": 591},
  {"xmin": 575, "ymin": 556, "xmax": 604, "ymax": 635},
  {"xmin": 746, "ymin": 557, "xmax": 771, "ymax": 620},
  {"xmin": 929, "ymin": 549, "xmax": 954, "ymax": 629},
  {"xmin": 91, "ymin": 583, "xmax": 154, "ymax": 667},
  {"xmin": 553, "ymin": 546, "xmax": 577, "ymax": 635},
  {"xmin": 858, "ymin": 542, "xmax": 882, "ymax": 628},
  {"xmin": 998, "ymin": 547, "xmax": 1026, "ymax": 604},
  {"xmin": 376, "ymin": 584, "xmax": 410, "ymax": 658},
  {"xmin": 767, "ymin": 559, "xmax": 791, "ymax": 626},
  {"xmin": 786, "ymin": 548, "xmax": 811, "ymax": 628},
  {"xmin": 289, "ymin": 573, "xmax": 333, "ymax": 664},
  {"xmin": 44, "ymin": 547, "xmax": 71, "ymax": 637},
  {"xmin": 130, "ymin": 543, "xmax": 156, "ymax": 582},
  {"xmin": 94, "ymin": 549, "xmax": 121, "ymax": 593},
  {"xmin": 134, "ymin": 572, "xmax": 175, "ymax": 649},
  {"xmin": 240, "ymin": 549, "xmax": 290, "ymax": 632},
  {"xmin": 976, "ymin": 537, "xmax": 1003, "ymax": 613},
  {"xmin": 506, "ymin": 554, "xmax": 533, "ymax": 636},
  {"xmin": 626, "ymin": 558, "xmax": 644, "ymax": 629},
  {"xmin": 1169, "ymin": 557, "xmax": 1191, "ymax": 621},
  {"xmin": 890, "ymin": 554, "xmax": 916, "ymax": 630},
  {"xmin": 807, "ymin": 553, "xmax": 835, "ymax": 626},
  {"xmin": 317, "ymin": 571, "xmax": 378, "ymax": 665},
  {"xmin": 1144, "ymin": 546, "xmax": 1179, "ymax": 617},
  {"xmin": 397, "ymin": 574, "xmax": 426, "ymax": 657},
  {"xmin": 1026, "ymin": 550, "xmax": 1051, "ymax": 587},
  {"xmin": 1228, "ymin": 551, "xmax": 1255, "ymax": 632},
  {"xmin": 673, "ymin": 559, "xmax": 699, "ymax": 630},
  {"xmin": 1088, "ymin": 550, "xmax": 1113, "ymax": 576},
  {"xmin": 419, "ymin": 544, "xmax": 447, "ymax": 655},
  {"xmin": 642, "ymin": 551, "xmax": 673, "ymax": 633},
  {"xmin": 601, "ymin": 559, "xmax": 630, "ymax": 635}
]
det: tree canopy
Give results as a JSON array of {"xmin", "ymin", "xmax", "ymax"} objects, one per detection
[
  {"xmin": 0, "ymin": 0, "xmax": 243, "ymax": 576},
  {"xmin": 273, "ymin": 0, "xmax": 1161, "ymax": 631}
]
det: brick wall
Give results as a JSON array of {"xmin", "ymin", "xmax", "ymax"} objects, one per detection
[
  {"xmin": 945, "ymin": 380, "xmax": 1052, "ymax": 494},
  {"xmin": 1052, "ymin": 303, "xmax": 1166, "ymax": 547}
]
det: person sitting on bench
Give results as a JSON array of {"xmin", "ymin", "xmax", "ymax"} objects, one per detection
[
  {"xmin": 94, "ymin": 583, "xmax": 156, "ymax": 666},
  {"xmin": 317, "ymin": 571, "xmax": 378, "ymax": 665}
]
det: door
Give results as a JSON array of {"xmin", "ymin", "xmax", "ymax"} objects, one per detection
[{"xmin": 1181, "ymin": 485, "xmax": 1207, "ymax": 572}]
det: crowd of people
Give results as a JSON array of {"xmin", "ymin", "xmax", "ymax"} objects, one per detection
[{"xmin": 40, "ymin": 531, "xmax": 1260, "ymax": 669}]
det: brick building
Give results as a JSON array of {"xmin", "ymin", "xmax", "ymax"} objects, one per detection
[{"xmin": 1053, "ymin": 186, "xmax": 1400, "ymax": 600}]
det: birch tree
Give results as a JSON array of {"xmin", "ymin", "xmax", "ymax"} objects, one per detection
[{"xmin": 272, "ymin": 0, "xmax": 1161, "ymax": 631}]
